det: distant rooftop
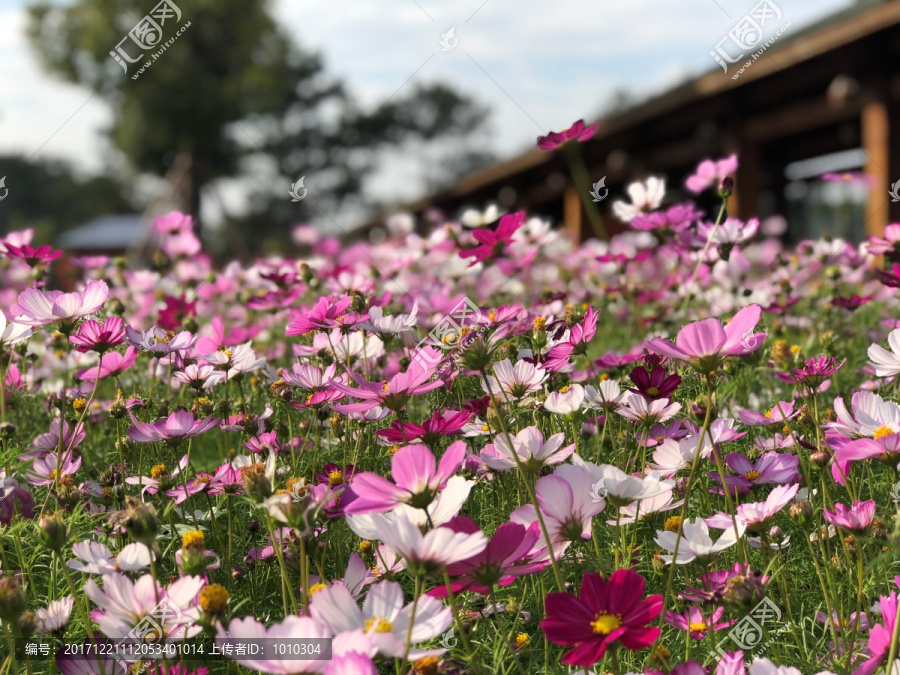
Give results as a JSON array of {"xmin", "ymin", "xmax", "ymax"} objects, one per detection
[{"xmin": 58, "ymin": 214, "xmax": 145, "ymax": 251}]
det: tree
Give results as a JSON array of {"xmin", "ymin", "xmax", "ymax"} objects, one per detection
[{"xmin": 27, "ymin": 0, "xmax": 492, "ymax": 253}]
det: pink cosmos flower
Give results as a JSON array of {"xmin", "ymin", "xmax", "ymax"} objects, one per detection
[
  {"xmin": 480, "ymin": 426, "xmax": 574, "ymax": 472},
  {"xmin": 14, "ymin": 279, "xmax": 109, "ymax": 328},
  {"xmin": 331, "ymin": 351, "xmax": 442, "ymax": 413},
  {"xmin": 173, "ymin": 363, "xmax": 225, "ymax": 390},
  {"xmin": 738, "ymin": 400, "xmax": 800, "ymax": 426},
  {"xmin": 616, "ymin": 392, "xmax": 682, "ymax": 426},
  {"xmin": 375, "ymin": 409, "xmax": 472, "ymax": 447},
  {"xmin": 459, "ymin": 211, "xmax": 525, "ymax": 266},
  {"xmin": 824, "ymin": 500, "xmax": 876, "ymax": 532},
  {"xmin": 126, "ymin": 326, "xmax": 194, "ymax": 355},
  {"xmin": 665, "ymin": 605, "xmax": 734, "ymax": 640},
  {"xmin": 710, "ymin": 451, "xmax": 800, "ymax": 493},
  {"xmin": 707, "ymin": 483, "xmax": 799, "ymax": 534},
  {"xmin": 685, "ymin": 154, "xmax": 738, "ymax": 194},
  {"xmin": 777, "ymin": 356, "xmax": 844, "ymax": 388},
  {"xmin": 154, "ymin": 211, "xmax": 194, "ymax": 235},
  {"xmin": 821, "ymin": 171, "xmax": 876, "ymax": 188},
  {"xmin": 868, "ymin": 329, "xmax": 900, "ymax": 378},
  {"xmin": 645, "ymin": 304, "xmax": 766, "ymax": 371},
  {"xmin": 631, "ymin": 203, "xmax": 703, "ymax": 233},
  {"xmin": 3, "ymin": 242, "xmax": 62, "ymax": 266},
  {"xmin": 36, "ymin": 597, "xmax": 74, "ymax": 635},
  {"xmin": 544, "ymin": 384, "xmax": 585, "ymax": 415},
  {"xmin": 541, "ymin": 568, "xmax": 662, "ymax": 667},
  {"xmin": 77, "ymin": 346, "xmax": 138, "ymax": 381},
  {"xmin": 128, "ymin": 412, "xmax": 219, "ymax": 444},
  {"xmin": 69, "ymin": 317, "xmax": 126, "ymax": 353},
  {"xmin": 345, "ymin": 441, "xmax": 465, "ymax": 514},
  {"xmin": 865, "ymin": 223, "xmax": 900, "ymax": 256},
  {"xmin": 27, "ymin": 450, "xmax": 81, "ymax": 486},
  {"xmin": 286, "ymin": 295, "xmax": 354, "ymax": 336},
  {"xmin": 281, "ymin": 363, "xmax": 342, "ymax": 390},
  {"xmin": 206, "ymin": 462, "xmax": 244, "ymax": 496},
  {"xmin": 536, "ymin": 119, "xmax": 598, "ymax": 150},
  {"xmin": 215, "ymin": 616, "xmax": 333, "ymax": 674},
  {"xmin": 428, "ymin": 517, "xmax": 544, "ymax": 597},
  {"xmin": 854, "ymin": 590, "xmax": 898, "ymax": 675},
  {"xmin": 85, "ymin": 573, "xmax": 204, "ymax": 640},
  {"xmin": 25, "ymin": 419, "xmax": 85, "ymax": 460},
  {"xmin": 125, "ymin": 455, "xmax": 189, "ymax": 494}
]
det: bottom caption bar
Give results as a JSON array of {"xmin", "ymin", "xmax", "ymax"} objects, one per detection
[{"xmin": 16, "ymin": 638, "xmax": 333, "ymax": 662}]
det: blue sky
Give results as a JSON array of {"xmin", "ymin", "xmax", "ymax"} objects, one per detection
[{"xmin": 0, "ymin": 0, "xmax": 853, "ymax": 225}]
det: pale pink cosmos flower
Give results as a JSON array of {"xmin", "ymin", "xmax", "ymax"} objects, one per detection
[
  {"xmin": 685, "ymin": 154, "xmax": 738, "ymax": 194},
  {"xmin": 738, "ymin": 400, "xmax": 800, "ymax": 426},
  {"xmin": 544, "ymin": 384, "xmax": 585, "ymax": 415},
  {"xmin": 85, "ymin": 573, "xmax": 204, "ymax": 640},
  {"xmin": 310, "ymin": 580, "xmax": 451, "ymax": 660},
  {"xmin": 573, "ymin": 456, "xmax": 674, "ymax": 505},
  {"xmin": 656, "ymin": 517, "xmax": 744, "ymax": 565},
  {"xmin": 616, "ymin": 391, "xmax": 682, "ymax": 426},
  {"xmin": 612, "ymin": 177, "xmax": 666, "ymax": 222},
  {"xmin": 480, "ymin": 426, "xmax": 574, "ymax": 472},
  {"xmin": 125, "ymin": 326, "xmax": 194, "ymax": 355},
  {"xmin": 36, "ymin": 597, "xmax": 74, "ymax": 635},
  {"xmin": 868, "ymin": 329, "xmax": 900, "ymax": 378},
  {"xmin": 865, "ymin": 223, "xmax": 900, "ymax": 256},
  {"xmin": 481, "ymin": 358, "xmax": 547, "ymax": 399},
  {"xmin": 281, "ymin": 363, "xmax": 343, "ymax": 391},
  {"xmin": 77, "ymin": 346, "xmax": 138, "ymax": 381},
  {"xmin": 14, "ymin": 279, "xmax": 109, "ymax": 328},
  {"xmin": 824, "ymin": 500, "xmax": 876, "ymax": 532},
  {"xmin": 606, "ymin": 487, "xmax": 683, "ymax": 526},
  {"xmin": 215, "ymin": 616, "xmax": 334, "ymax": 674},
  {"xmin": 345, "ymin": 441, "xmax": 466, "ymax": 514},
  {"xmin": 707, "ymin": 483, "xmax": 799, "ymax": 534},
  {"xmin": 584, "ymin": 380, "xmax": 623, "ymax": 411},
  {"xmin": 332, "ymin": 350, "xmax": 442, "ymax": 413},
  {"xmin": 645, "ymin": 304, "xmax": 766, "ymax": 372},
  {"xmin": 68, "ymin": 541, "xmax": 153, "ymax": 575},
  {"xmin": 365, "ymin": 509, "xmax": 487, "ymax": 574},
  {"xmin": 0, "ymin": 313, "xmax": 32, "ymax": 348},
  {"xmin": 154, "ymin": 211, "xmax": 194, "ymax": 235},
  {"xmin": 125, "ymin": 454, "xmax": 189, "ymax": 494},
  {"xmin": 27, "ymin": 450, "xmax": 81, "ymax": 486},
  {"xmin": 696, "ymin": 217, "xmax": 759, "ymax": 248},
  {"xmin": 23, "ymin": 419, "xmax": 85, "ymax": 461},
  {"xmin": 127, "ymin": 412, "xmax": 219, "ymax": 444},
  {"xmin": 174, "ymin": 363, "xmax": 226, "ymax": 390}
]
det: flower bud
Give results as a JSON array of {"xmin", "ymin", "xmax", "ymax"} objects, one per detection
[
  {"xmin": 38, "ymin": 511, "xmax": 69, "ymax": 552},
  {"xmin": 790, "ymin": 500, "xmax": 813, "ymax": 524},
  {"xmin": 768, "ymin": 526, "xmax": 784, "ymax": 542},
  {"xmin": 810, "ymin": 450, "xmax": 831, "ymax": 468},
  {"xmin": 719, "ymin": 176, "xmax": 734, "ymax": 198},
  {"xmin": 18, "ymin": 610, "xmax": 38, "ymax": 638},
  {"xmin": 118, "ymin": 497, "xmax": 159, "ymax": 546},
  {"xmin": 241, "ymin": 463, "xmax": 273, "ymax": 501},
  {"xmin": 0, "ymin": 576, "xmax": 25, "ymax": 622},
  {"xmin": 179, "ymin": 530, "xmax": 210, "ymax": 575},
  {"xmin": 232, "ymin": 565, "xmax": 246, "ymax": 580}
]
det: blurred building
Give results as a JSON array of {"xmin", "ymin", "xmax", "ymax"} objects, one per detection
[{"xmin": 370, "ymin": 0, "xmax": 900, "ymax": 244}]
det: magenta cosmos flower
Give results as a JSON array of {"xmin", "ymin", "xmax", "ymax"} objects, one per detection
[
  {"xmin": 286, "ymin": 294, "xmax": 361, "ymax": 336},
  {"xmin": 645, "ymin": 304, "xmax": 766, "ymax": 372},
  {"xmin": 344, "ymin": 441, "xmax": 465, "ymax": 514},
  {"xmin": 536, "ymin": 119, "xmax": 598, "ymax": 150},
  {"xmin": 14, "ymin": 279, "xmax": 109, "ymax": 328},
  {"xmin": 69, "ymin": 317, "xmax": 125, "ymax": 353},
  {"xmin": 459, "ymin": 211, "xmax": 525, "ymax": 266},
  {"xmin": 375, "ymin": 409, "xmax": 472, "ymax": 447},
  {"xmin": 665, "ymin": 605, "xmax": 734, "ymax": 640},
  {"xmin": 77, "ymin": 346, "xmax": 138, "ymax": 381},
  {"xmin": 541, "ymin": 568, "xmax": 662, "ymax": 667},
  {"xmin": 27, "ymin": 450, "xmax": 81, "ymax": 486},
  {"xmin": 710, "ymin": 451, "xmax": 800, "ymax": 494},
  {"xmin": 3, "ymin": 242, "xmax": 62, "ymax": 266},
  {"xmin": 127, "ymin": 411, "xmax": 219, "ymax": 444},
  {"xmin": 824, "ymin": 500, "xmax": 876, "ymax": 533},
  {"xmin": 855, "ymin": 589, "xmax": 899, "ymax": 675},
  {"xmin": 777, "ymin": 355, "xmax": 844, "ymax": 388}
]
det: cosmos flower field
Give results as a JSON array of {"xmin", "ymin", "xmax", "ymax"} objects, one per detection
[{"xmin": 2, "ymin": 139, "xmax": 900, "ymax": 675}]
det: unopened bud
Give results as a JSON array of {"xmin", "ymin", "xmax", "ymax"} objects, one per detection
[
  {"xmin": 0, "ymin": 576, "xmax": 25, "ymax": 622},
  {"xmin": 790, "ymin": 500, "xmax": 813, "ymax": 523},
  {"xmin": 38, "ymin": 511, "xmax": 69, "ymax": 551}
]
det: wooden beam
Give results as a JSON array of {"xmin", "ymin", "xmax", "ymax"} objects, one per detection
[
  {"xmin": 862, "ymin": 98, "xmax": 889, "ymax": 240},
  {"xmin": 742, "ymin": 96, "xmax": 865, "ymax": 141},
  {"xmin": 563, "ymin": 185, "xmax": 583, "ymax": 243}
]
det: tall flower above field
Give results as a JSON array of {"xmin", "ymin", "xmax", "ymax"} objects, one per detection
[
  {"xmin": 332, "ymin": 350, "xmax": 443, "ymax": 413},
  {"xmin": 685, "ymin": 154, "xmax": 738, "ymax": 194},
  {"xmin": 536, "ymin": 119, "xmax": 598, "ymax": 150},
  {"xmin": 14, "ymin": 279, "xmax": 109, "ymax": 328},
  {"xmin": 645, "ymin": 305, "xmax": 766, "ymax": 372}
]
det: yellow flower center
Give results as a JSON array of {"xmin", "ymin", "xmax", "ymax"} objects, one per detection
[
  {"xmin": 875, "ymin": 425, "xmax": 894, "ymax": 440},
  {"xmin": 182, "ymin": 530, "xmax": 205, "ymax": 549},
  {"xmin": 489, "ymin": 310, "xmax": 497, "ymax": 322},
  {"xmin": 664, "ymin": 516, "xmax": 682, "ymax": 533},
  {"xmin": 359, "ymin": 540, "xmax": 372, "ymax": 554},
  {"xmin": 199, "ymin": 584, "xmax": 229, "ymax": 613},
  {"xmin": 590, "ymin": 613, "xmax": 622, "ymax": 635},
  {"xmin": 381, "ymin": 381, "xmax": 390, "ymax": 392},
  {"xmin": 745, "ymin": 470, "xmax": 762, "ymax": 481},
  {"xmin": 364, "ymin": 617, "xmax": 393, "ymax": 634},
  {"xmin": 388, "ymin": 445, "xmax": 400, "ymax": 455},
  {"xmin": 102, "ymin": 487, "xmax": 114, "ymax": 499},
  {"xmin": 559, "ymin": 385, "xmax": 569, "ymax": 394},
  {"xmin": 309, "ymin": 583, "xmax": 328, "ymax": 596},
  {"xmin": 412, "ymin": 656, "xmax": 440, "ymax": 674},
  {"xmin": 371, "ymin": 565, "xmax": 381, "ymax": 575},
  {"xmin": 689, "ymin": 621, "xmax": 707, "ymax": 633},
  {"xmin": 764, "ymin": 410, "xmax": 773, "ymax": 419},
  {"xmin": 790, "ymin": 345, "xmax": 800, "ymax": 355},
  {"xmin": 515, "ymin": 633, "xmax": 530, "ymax": 648},
  {"xmin": 193, "ymin": 476, "xmax": 211, "ymax": 486},
  {"xmin": 533, "ymin": 317, "xmax": 547, "ymax": 331},
  {"xmin": 328, "ymin": 470, "xmax": 344, "ymax": 486},
  {"xmin": 647, "ymin": 386, "xmax": 659, "ymax": 396},
  {"xmin": 150, "ymin": 464, "xmax": 168, "ymax": 479},
  {"xmin": 219, "ymin": 347, "xmax": 233, "ymax": 359},
  {"xmin": 73, "ymin": 398, "xmax": 87, "ymax": 413},
  {"xmin": 48, "ymin": 469, "xmax": 59, "ymax": 480},
  {"xmin": 600, "ymin": 373, "xmax": 609, "ymax": 381}
]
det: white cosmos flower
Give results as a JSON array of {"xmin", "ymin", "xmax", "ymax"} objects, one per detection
[
  {"xmin": 0, "ymin": 314, "xmax": 32, "ymax": 347},
  {"xmin": 482, "ymin": 358, "xmax": 547, "ymax": 399},
  {"xmin": 571, "ymin": 455, "xmax": 674, "ymax": 504},
  {"xmin": 655, "ymin": 517, "xmax": 744, "ymax": 565},
  {"xmin": 68, "ymin": 541, "xmax": 154, "ymax": 574},
  {"xmin": 616, "ymin": 392, "xmax": 682, "ymax": 425},
  {"xmin": 611, "ymin": 177, "xmax": 665, "ymax": 222},
  {"xmin": 544, "ymin": 384, "xmax": 585, "ymax": 415},
  {"xmin": 868, "ymin": 328, "xmax": 900, "ymax": 378},
  {"xmin": 481, "ymin": 426, "xmax": 574, "ymax": 472},
  {"xmin": 584, "ymin": 380, "xmax": 623, "ymax": 411}
]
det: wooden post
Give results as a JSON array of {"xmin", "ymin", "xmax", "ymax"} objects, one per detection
[
  {"xmin": 563, "ymin": 184, "xmax": 583, "ymax": 242},
  {"xmin": 862, "ymin": 98, "xmax": 889, "ymax": 241},
  {"xmin": 728, "ymin": 141, "xmax": 761, "ymax": 221}
]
